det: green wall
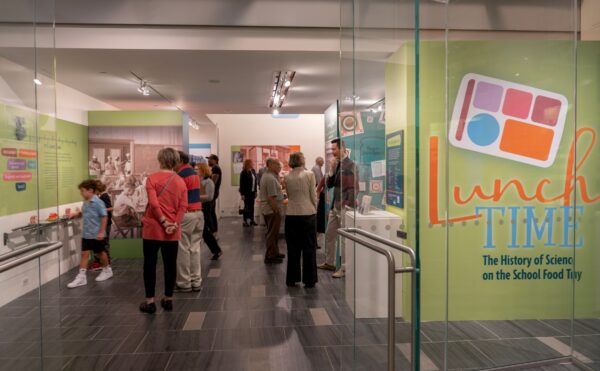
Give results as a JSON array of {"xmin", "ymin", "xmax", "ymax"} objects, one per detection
[
  {"xmin": 88, "ymin": 110, "xmax": 183, "ymax": 127},
  {"xmin": 386, "ymin": 41, "xmax": 600, "ymax": 320}
]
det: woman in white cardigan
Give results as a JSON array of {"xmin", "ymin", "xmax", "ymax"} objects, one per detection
[{"xmin": 284, "ymin": 152, "xmax": 318, "ymax": 288}]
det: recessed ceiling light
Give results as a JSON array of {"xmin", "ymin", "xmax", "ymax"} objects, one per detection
[
  {"xmin": 208, "ymin": 79, "xmax": 220, "ymax": 84},
  {"xmin": 33, "ymin": 78, "xmax": 42, "ymax": 86}
]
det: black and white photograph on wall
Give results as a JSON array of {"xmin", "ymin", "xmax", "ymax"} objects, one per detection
[{"xmin": 88, "ymin": 126, "xmax": 183, "ymax": 239}]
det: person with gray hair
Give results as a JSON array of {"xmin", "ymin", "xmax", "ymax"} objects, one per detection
[
  {"xmin": 139, "ymin": 147, "xmax": 188, "ymax": 314},
  {"xmin": 259, "ymin": 158, "xmax": 285, "ymax": 264},
  {"xmin": 284, "ymin": 152, "xmax": 318, "ymax": 287},
  {"xmin": 311, "ymin": 156, "xmax": 324, "ymax": 185},
  {"xmin": 312, "ymin": 156, "xmax": 326, "ymax": 245}
]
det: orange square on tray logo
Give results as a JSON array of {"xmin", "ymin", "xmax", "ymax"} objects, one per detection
[{"xmin": 499, "ymin": 119, "xmax": 554, "ymax": 161}]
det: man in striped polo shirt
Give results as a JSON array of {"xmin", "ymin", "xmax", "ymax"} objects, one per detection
[{"xmin": 174, "ymin": 151, "xmax": 204, "ymax": 292}]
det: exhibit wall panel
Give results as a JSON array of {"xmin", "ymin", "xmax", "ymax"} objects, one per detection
[
  {"xmin": 209, "ymin": 114, "xmax": 325, "ymax": 216},
  {"xmin": 386, "ymin": 40, "xmax": 600, "ymax": 321}
]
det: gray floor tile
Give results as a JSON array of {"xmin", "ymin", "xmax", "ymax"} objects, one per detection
[
  {"xmin": 22, "ymin": 339, "xmax": 124, "ymax": 357},
  {"xmin": 573, "ymin": 334, "xmax": 600, "ymax": 361},
  {"xmin": 103, "ymin": 352, "xmax": 172, "ymax": 371},
  {"xmin": 251, "ymin": 309, "xmax": 314, "ymax": 327},
  {"xmin": 326, "ymin": 344, "xmax": 412, "ymax": 371},
  {"xmin": 166, "ymin": 351, "xmax": 248, "ymax": 371},
  {"xmin": 421, "ymin": 341, "xmax": 493, "ymax": 370},
  {"xmin": 93, "ymin": 326, "xmax": 135, "ymax": 340},
  {"xmin": 213, "ymin": 327, "xmax": 287, "ymax": 350},
  {"xmin": 421, "ymin": 321, "xmax": 498, "ymax": 342},
  {"xmin": 136, "ymin": 330, "xmax": 216, "ymax": 352},
  {"xmin": 541, "ymin": 319, "xmax": 599, "ymax": 336},
  {"xmin": 285, "ymin": 326, "xmax": 342, "ymax": 347},
  {"xmin": 478, "ymin": 320, "xmax": 565, "ymax": 339},
  {"xmin": 63, "ymin": 355, "xmax": 112, "ymax": 371},
  {"xmin": 0, "ymin": 357, "xmax": 67, "ymax": 371},
  {"xmin": 472, "ymin": 338, "xmax": 563, "ymax": 367}
]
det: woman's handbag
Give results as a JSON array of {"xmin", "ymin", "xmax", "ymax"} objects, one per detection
[{"xmin": 238, "ymin": 197, "xmax": 246, "ymax": 215}]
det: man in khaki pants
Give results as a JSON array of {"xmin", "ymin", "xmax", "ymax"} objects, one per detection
[
  {"xmin": 259, "ymin": 158, "xmax": 285, "ymax": 264},
  {"xmin": 175, "ymin": 151, "xmax": 203, "ymax": 292},
  {"xmin": 318, "ymin": 139, "xmax": 357, "ymax": 278}
]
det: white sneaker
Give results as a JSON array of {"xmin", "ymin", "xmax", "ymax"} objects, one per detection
[
  {"xmin": 67, "ymin": 273, "xmax": 87, "ymax": 288},
  {"xmin": 96, "ymin": 267, "xmax": 113, "ymax": 282}
]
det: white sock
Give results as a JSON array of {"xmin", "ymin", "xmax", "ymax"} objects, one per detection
[{"xmin": 79, "ymin": 268, "xmax": 87, "ymax": 274}]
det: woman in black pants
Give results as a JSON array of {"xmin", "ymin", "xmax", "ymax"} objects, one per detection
[
  {"xmin": 198, "ymin": 163, "xmax": 223, "ymax": 260},
  {"xmin": 140, "ymin": 148, "xmax": 188, "ymax": 314},
  {"xmin": 239, "ymin": 159, "xmax": 258, "ymax": 227},
  {"xmin": 284, "ymin": 152, "xmax": 318, "ymax": 288}
]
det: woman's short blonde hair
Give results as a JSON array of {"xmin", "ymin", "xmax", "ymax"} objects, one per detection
[
  {"xmin": 288, "ymin": 151, "xmax": 305, "ymax": 168},
  {"xmin": 198, "ymin": 163, "xmax": 212, "ymax": 177},
  {"xmin": 157, "ymin": 147, "xmax": 180, "ymax": 170}
]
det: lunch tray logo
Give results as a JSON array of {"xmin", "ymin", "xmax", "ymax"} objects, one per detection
[{"xmin": 450, "ymin": 73, "xmax": 568, "ymax": 168}]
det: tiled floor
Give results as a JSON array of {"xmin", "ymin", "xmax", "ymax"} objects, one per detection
[{"xmin": 0, "ymin": 218, "xmax": 598, "ymax": 371}]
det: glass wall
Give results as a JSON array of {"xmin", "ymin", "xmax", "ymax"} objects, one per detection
[
  {"xmin": 0, "ymin": 1, "xmax": 64, "ymax": 369},
  {"xmin": 336, "ymin": 0, "xmax": 418, "ymax": 370},
  {"xmin": 343, "ymin": 0, "xmax": 599, "ymax": 369}
]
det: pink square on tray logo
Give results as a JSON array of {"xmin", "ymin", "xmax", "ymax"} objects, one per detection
[{"xmin": 449, "ymin": 73, "xmax": 568, "ymax": 168}]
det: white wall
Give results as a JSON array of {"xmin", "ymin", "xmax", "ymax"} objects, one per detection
[
  {"xmin": 208, "ymin": 114, "xmax": 325, "ymax": 216},
  {"xmin": 189, "ymin": 123, "xmax": 218, "ymax": 155},
  {"xmin": 56, "ymin": 82, "xmax": 117, "ymax": 124}
]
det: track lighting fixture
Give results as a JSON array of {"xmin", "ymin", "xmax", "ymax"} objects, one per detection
[{"xmin": 268, "ymin": 71, "xmax": 295, "ymax": 112}]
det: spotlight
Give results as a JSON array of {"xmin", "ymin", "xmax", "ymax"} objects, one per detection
[
  {"xmin": 273, "ymin": 108, "xmax": 279, "ymax": 115},
  {"xmin": 284, "ymin": 80, "xmax": 291, "ymax": 87},
  {"xmin": 377, "ymin": 104, "xmax": 383, "ymax": 112},
  {"xmin": 137, "ymin": 81, "xmax": 150, "ymax": 96},
  {"xmin": 33, "ymin": 78, "xmax": 42, "ymax": 86}
]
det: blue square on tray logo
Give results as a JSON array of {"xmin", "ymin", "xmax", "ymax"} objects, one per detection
[{"xmin": 16, "ymin": 182, "xmax": 26, "ymax": 192}]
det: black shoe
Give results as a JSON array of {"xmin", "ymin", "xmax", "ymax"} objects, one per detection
[
  {"xmin": 160, "ymin": 298, "xmax": 173, "ymax": 311},
  {"xmin": 286, "ymin": 283, "xmax": 297, "ymax": 287},
  {"xmin": 139, "ymin": 302, "xmax": 156, "ymax": 314},
  {"xmin": 211, "ymin": 251, "xmax": 223, "ymax": 260},
  {"xmin": 264, "ymin": 257, "xmax": 283, "ymax": 264},
  {"xmin": 277, "ymin": 253, "xmax": 286, "ymax": 259}
]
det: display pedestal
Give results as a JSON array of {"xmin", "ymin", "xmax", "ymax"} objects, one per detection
[{"xmin": 344, "ymin": 209, "xmax": 403, "ymax": 319}]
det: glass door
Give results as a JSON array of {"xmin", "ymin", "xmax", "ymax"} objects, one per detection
[
  {"xmin": 334, "ymin": 0, "xmax": 420, "ymax": 369},
  {"xmin": 0, "ymin": 1, "xmax": 63, "ymax": 369}
]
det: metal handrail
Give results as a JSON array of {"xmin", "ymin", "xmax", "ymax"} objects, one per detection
[
  {"xmin": 0, "ymin": 241, "xmax": 62, "ymax": 273},
  {"xmin": 338, "ymin": 227, "xmax": 417, "ymax": 371},
  {"xmin": 0, "ymin": 242, "xmax": 59, "ymax": 263}
]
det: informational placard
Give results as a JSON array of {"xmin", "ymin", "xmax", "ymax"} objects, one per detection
[
  {"xmin": 385, "ymin": 130, "xmax": 404, "ymax": 208},
  {"xmin": 0, "ymin": 104, "xmax": 88, "ymax": 218}
]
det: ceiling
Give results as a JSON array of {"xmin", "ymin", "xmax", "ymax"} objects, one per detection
[{"xmin": 0, "ymin": 0, "xmax": 579, "ymax": 122}]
